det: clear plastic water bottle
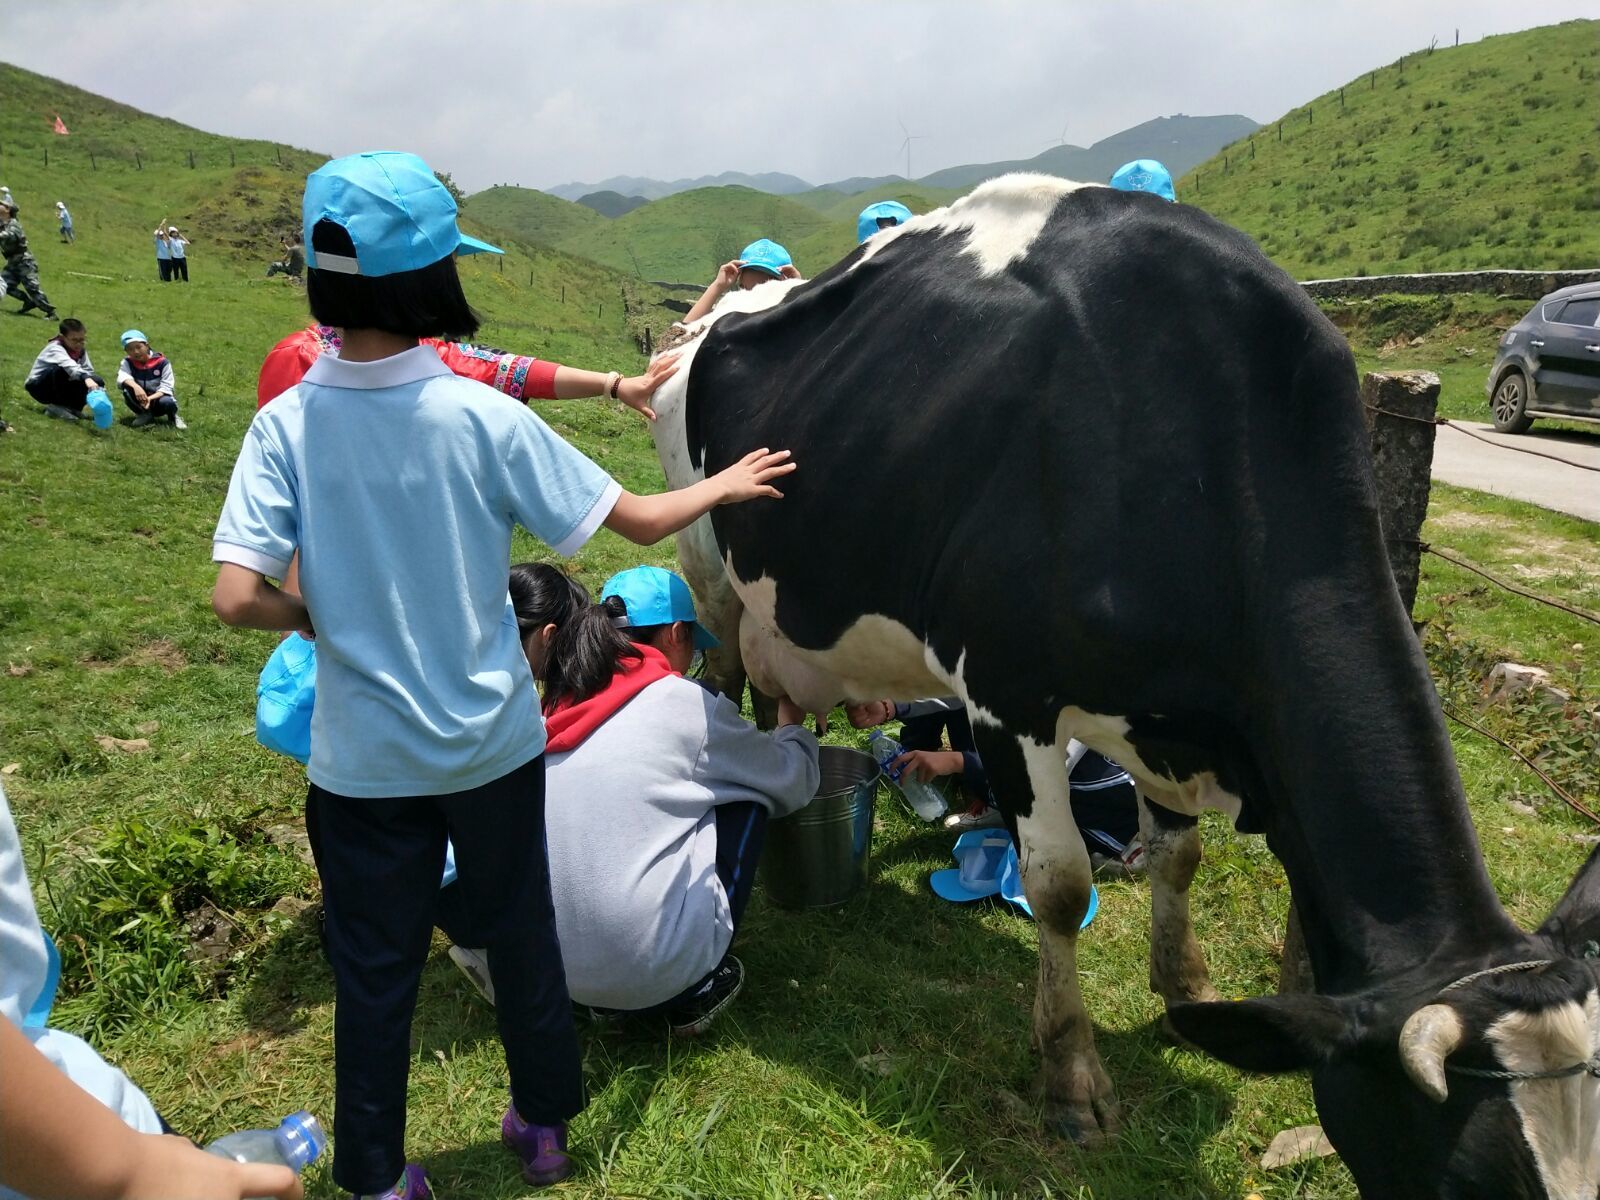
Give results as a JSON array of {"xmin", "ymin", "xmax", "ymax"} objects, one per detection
[
  {"xmin": 868, "ymin": 730, "xmax": 948, "ymax": 822},
  {"xmin": 205, "ymin": 1109, "xmax": 327, "ymax": 1174}
]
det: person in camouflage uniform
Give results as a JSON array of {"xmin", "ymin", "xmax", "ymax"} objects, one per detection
[{"xmin": 0, "ymin": 200, "xmax": 57, "ymax": 319}]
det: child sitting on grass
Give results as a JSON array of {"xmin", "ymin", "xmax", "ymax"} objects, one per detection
[{"xmin": 116, "ymin": 330, "xmax": 185, "ymax": 429}]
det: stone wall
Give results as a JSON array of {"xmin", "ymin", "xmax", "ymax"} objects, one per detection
[{"xmin": 1301, "ymin": 269, "xmax": 1600, "ymax": 301}]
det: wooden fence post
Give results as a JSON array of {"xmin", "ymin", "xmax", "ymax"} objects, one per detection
[
  {"xmin": 89, "ymin": 151, "xmax": 96, "ymax": 170},
  {"xmin": 1361, "ymin": 369, "xmax": 1441, "ymax": 615},
  {"xmin": 135, "ymin": 151, "xmax": 142, "ymax": 170},
  {"xmin": 230, "ymin": 148, "xmax": 235, "ymax": 167},
  {"xmin": 43, "ymin": 148, "xmax": 48, "ymax": 167},
  {"xmin": 1283, "ymin": 369, "xmax": 1440, "ymax": 996},
  {"xmin": 188, "ymin": 149, "xmax": 195, "ymax": 169}
]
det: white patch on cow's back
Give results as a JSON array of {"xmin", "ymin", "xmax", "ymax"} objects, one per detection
[
  {"xmin": 1485, "ymin": 993, "xmax": 1600, "ymax": 1200},
  {"xmin": 730, "ymin": 572, "xmax": 952, "ymax": 712},
  {"xmin": 855, "ymin": 172, "xmax": 1100, "ymax": 277}
]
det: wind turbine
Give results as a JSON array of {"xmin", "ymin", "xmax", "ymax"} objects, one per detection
[{"xmin": 897, "ymin": 118, "xmax": 926, "ymax": 181}]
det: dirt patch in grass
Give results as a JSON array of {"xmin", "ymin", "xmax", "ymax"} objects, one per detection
[
  {"xmin": 1504, "ymin": 538, "xmax": 1600, "ymax": 580},
  {"xmin": 1432, "ymin": 510, "xmax": 1515, "ymax": 531},
  {"xmin": 121, "ymin": 639, "xmax": 188, "ymax": 672}
]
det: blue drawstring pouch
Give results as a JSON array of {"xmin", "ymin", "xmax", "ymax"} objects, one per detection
[
  {"xmin": 85, "ymin": 388, "xmax": 113, "ymax": 429},
  {"xmin": 256, "ymin": 634, "xmax": 316, "ymax": 763}
]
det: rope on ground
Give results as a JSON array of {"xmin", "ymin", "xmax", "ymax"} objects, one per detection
[
  {"xmin": 1407, "ymin": 540, "xmax": 1600, "ymax": 628},
  {"xmin": 1441, "ymin": 701, "xmax": 1600, "ymax": 827},
  {"xmin": 1363, "ymin": 404, "xmax": 1600, "ymax": 472}
]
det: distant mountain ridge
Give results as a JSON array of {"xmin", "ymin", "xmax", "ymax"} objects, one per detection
[
  {"xmin": 542, "ymin": 113, "xmax": 1258, "ymax": 202},
  {"xmin": 546, "ymin": 170, "xmax": 814, "ymax": 201},
  {"xmin": 916, "ymin": 114, "xmax": 1260, "ymax": 189}
]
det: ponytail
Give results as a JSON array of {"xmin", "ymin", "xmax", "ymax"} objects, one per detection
[
  {"xmin": 508, "ymin": 562, "xmax": 589, "ymax": 672},
  {"xmin": 542, "ymin": 594, "xmax": 644, "ymax": 708}
]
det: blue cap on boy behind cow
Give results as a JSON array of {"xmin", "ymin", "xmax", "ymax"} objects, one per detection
[
  {"xmin": 856, "ymin": 200, "xmax": 914, "ymax": 243},
  {"xmin": 736, "ymin": 238, "xmax": 793, "ymax": 280},
  {"xmin": 120, "ymin": 329, "xmax": 150, "ymax": 348},
  {"xmin": 1109, "ymin": 159, "xmax": 1176, "ymax": 202},
  {"xmin": 302, "ymin": 150, "xmax": 502, "ymax": 277},
  {"xmin": 602, "ymin": 565, "xmax": 720, "ymax": 651}
]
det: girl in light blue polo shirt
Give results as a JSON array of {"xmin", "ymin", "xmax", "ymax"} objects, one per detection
[{"xmin": 211, "ymin": 151, "xmax": 793, "ymax": 1200}]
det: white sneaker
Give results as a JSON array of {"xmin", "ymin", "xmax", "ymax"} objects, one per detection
[
  {"xmin": 448, "ymin": 945, "xmax": 496, "ymax": 1005},
  {"xmin": 170, "ymin": 414, "xmax": 188, "ymax": 430},
  {"xmin": 131, "ymin": 412, "xmax": 156, "ymax": 428}
]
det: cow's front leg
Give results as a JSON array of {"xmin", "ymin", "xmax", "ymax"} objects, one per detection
[
  {"xmin": 1139, "ymin": 799, "xmax": 1219, "ymax": 1010},
  {"xmin": 975, "ymin": 724, "xmax": 1119, "ymax": 1146}
]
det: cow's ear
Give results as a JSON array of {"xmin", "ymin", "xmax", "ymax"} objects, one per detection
[
  {"xmin": 1166, "ymin": 994, "xmax": 1356, "ymax": 1072},
  {"xmin": 1537, "ymin": 843, "xmax": 1600, "ymax": 957}
]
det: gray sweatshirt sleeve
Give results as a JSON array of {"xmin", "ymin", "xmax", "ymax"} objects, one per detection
[
  {"xmin": 693, "ymin": 692, "xmax": 821, "ymax": 819},
  {"xmin": 28, "ymin": 342, "xmax": 93, "ymax": 384}
]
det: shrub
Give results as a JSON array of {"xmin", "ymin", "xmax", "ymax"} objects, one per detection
[{"xmin": 38, "ymin": 816, "xmax": 312, "ymax": 1037}]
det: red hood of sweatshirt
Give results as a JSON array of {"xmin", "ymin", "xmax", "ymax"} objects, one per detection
[{"xmin": 542, "ymin": 643, "xmax": 678, "ymax": 753}]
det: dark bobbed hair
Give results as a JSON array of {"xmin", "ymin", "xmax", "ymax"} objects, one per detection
[
  {"xmin": 58, "ymin": 317, "xmax": 85, "ymax": 336},
  {"xmin": 305, "ymin": 219, "xmax": 480, "ymax": 339}
]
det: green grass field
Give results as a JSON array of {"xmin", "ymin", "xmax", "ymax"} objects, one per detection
[
  {"xmin": 1179, "ymin": 19, "xmax": 1600, "ymax": 279},
  {"xmin": 3, "ymin": 49, "xmax": 1599, "ymax": 1200}
]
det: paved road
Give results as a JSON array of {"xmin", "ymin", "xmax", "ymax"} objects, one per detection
[{"xmin": 1431, "ymin": 421, "xmax": 1600, "ymax": 523}]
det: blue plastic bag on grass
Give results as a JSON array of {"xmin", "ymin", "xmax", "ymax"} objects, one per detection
[
  {"xmin": 85, "ymin": 388, "xmax": 113, "ymax": 430},
  {"xmin": 256, "ymin": 634, "xmax": 316, "ymax": 763}
]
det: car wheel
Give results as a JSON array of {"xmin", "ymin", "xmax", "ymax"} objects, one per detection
[{"xmin": 1490, "ymin": 369, "xmax": 1534, "ymax": 434}]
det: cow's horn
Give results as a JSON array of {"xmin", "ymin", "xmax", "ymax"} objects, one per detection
[{"xmin": 1399, "ymin": 1003, "xmax": 1465, "ymax": 1103}]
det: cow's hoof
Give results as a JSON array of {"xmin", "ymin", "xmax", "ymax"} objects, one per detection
[
  {"xmin": 1035, "ymin": 1060, "xmax": 1120, "ymax": 1147},
  {"xmin": 1042, "ymin": 1094, "xmax": 1120, "ymax": 1148}
]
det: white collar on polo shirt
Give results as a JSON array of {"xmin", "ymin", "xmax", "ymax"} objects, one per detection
[{"xmin": 302, "ymin": 343, "xmax": 452, "ymax": 390}]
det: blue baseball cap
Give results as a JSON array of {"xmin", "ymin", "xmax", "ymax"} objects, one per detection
[
  {"xmin": 737, "ymin": 238, "xmax": 793, "ymax": 280},
  {"xmin": 302, "ymin": 151, "xmax": 501, "ymax": 277},
  {"xmin": 856, "ymin": 200, "xmax": 913, "ymax": 243},
  {"xmin": 120, "ymin": 329, "xmax": 149, "ymax": 347},
  {"xmin": 601, "ymin": 566, "xmax": 720, "ymax": 650},
  {"xmin": 1109, "ymin": 159, "xmax": 1176, "ymax": 202}
]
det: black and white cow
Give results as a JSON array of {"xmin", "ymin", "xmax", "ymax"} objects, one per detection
[{"xmin": 648, "ymin": 174, "xmax": 1600, "ymax": 1199}]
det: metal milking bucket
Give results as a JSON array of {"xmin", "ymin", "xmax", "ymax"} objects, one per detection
[{"xmin": 760, "ymin": 745, "xmax": 880, "ymax": 909}]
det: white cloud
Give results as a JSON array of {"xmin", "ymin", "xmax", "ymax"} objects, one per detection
[{"xmin": 3, "ymin": 2, "xmax": 1593, "ymax": 191}]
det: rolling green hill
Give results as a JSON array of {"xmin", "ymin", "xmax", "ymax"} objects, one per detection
[
  {"xmin": 467, "ymin": 184, "xmax": 606, "ymax": 248},
  {"xmin": 577, "ymin": 190, "xmax": 649, "ymax": 218},
  {"xmin": 1178, "ymin": 19, "xmax": 1600, "ymax": 278},
  {"xmin": 552, "ymin": 184, "xmax": 836, "ymax": 282},
  {"xmin": 0, "ymin": 62, "xmax": 655, "ymax": 389}
]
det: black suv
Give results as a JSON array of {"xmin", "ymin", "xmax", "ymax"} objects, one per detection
[{"xmin": 1486, "ymin": 283, "xmax": 1600, "ymax": 433}]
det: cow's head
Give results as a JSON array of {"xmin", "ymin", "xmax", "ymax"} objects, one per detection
[{"xmin": 1170, "ymin": 851, "xmax": 1600, "ymax": 1199}]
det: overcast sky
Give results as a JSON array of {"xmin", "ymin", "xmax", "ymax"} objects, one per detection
[{"xmin": 5, "ymin": 3, "xmax": 1594, "ymax": 192}]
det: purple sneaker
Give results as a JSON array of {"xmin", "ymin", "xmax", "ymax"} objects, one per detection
[
  {"xmin": 350, "ymin": 1162, "xmax": 431, "ymax": 1200},
  {"xmin": 501, "ymin": 1106, "xmax": 572, "ymax": 1186}
]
